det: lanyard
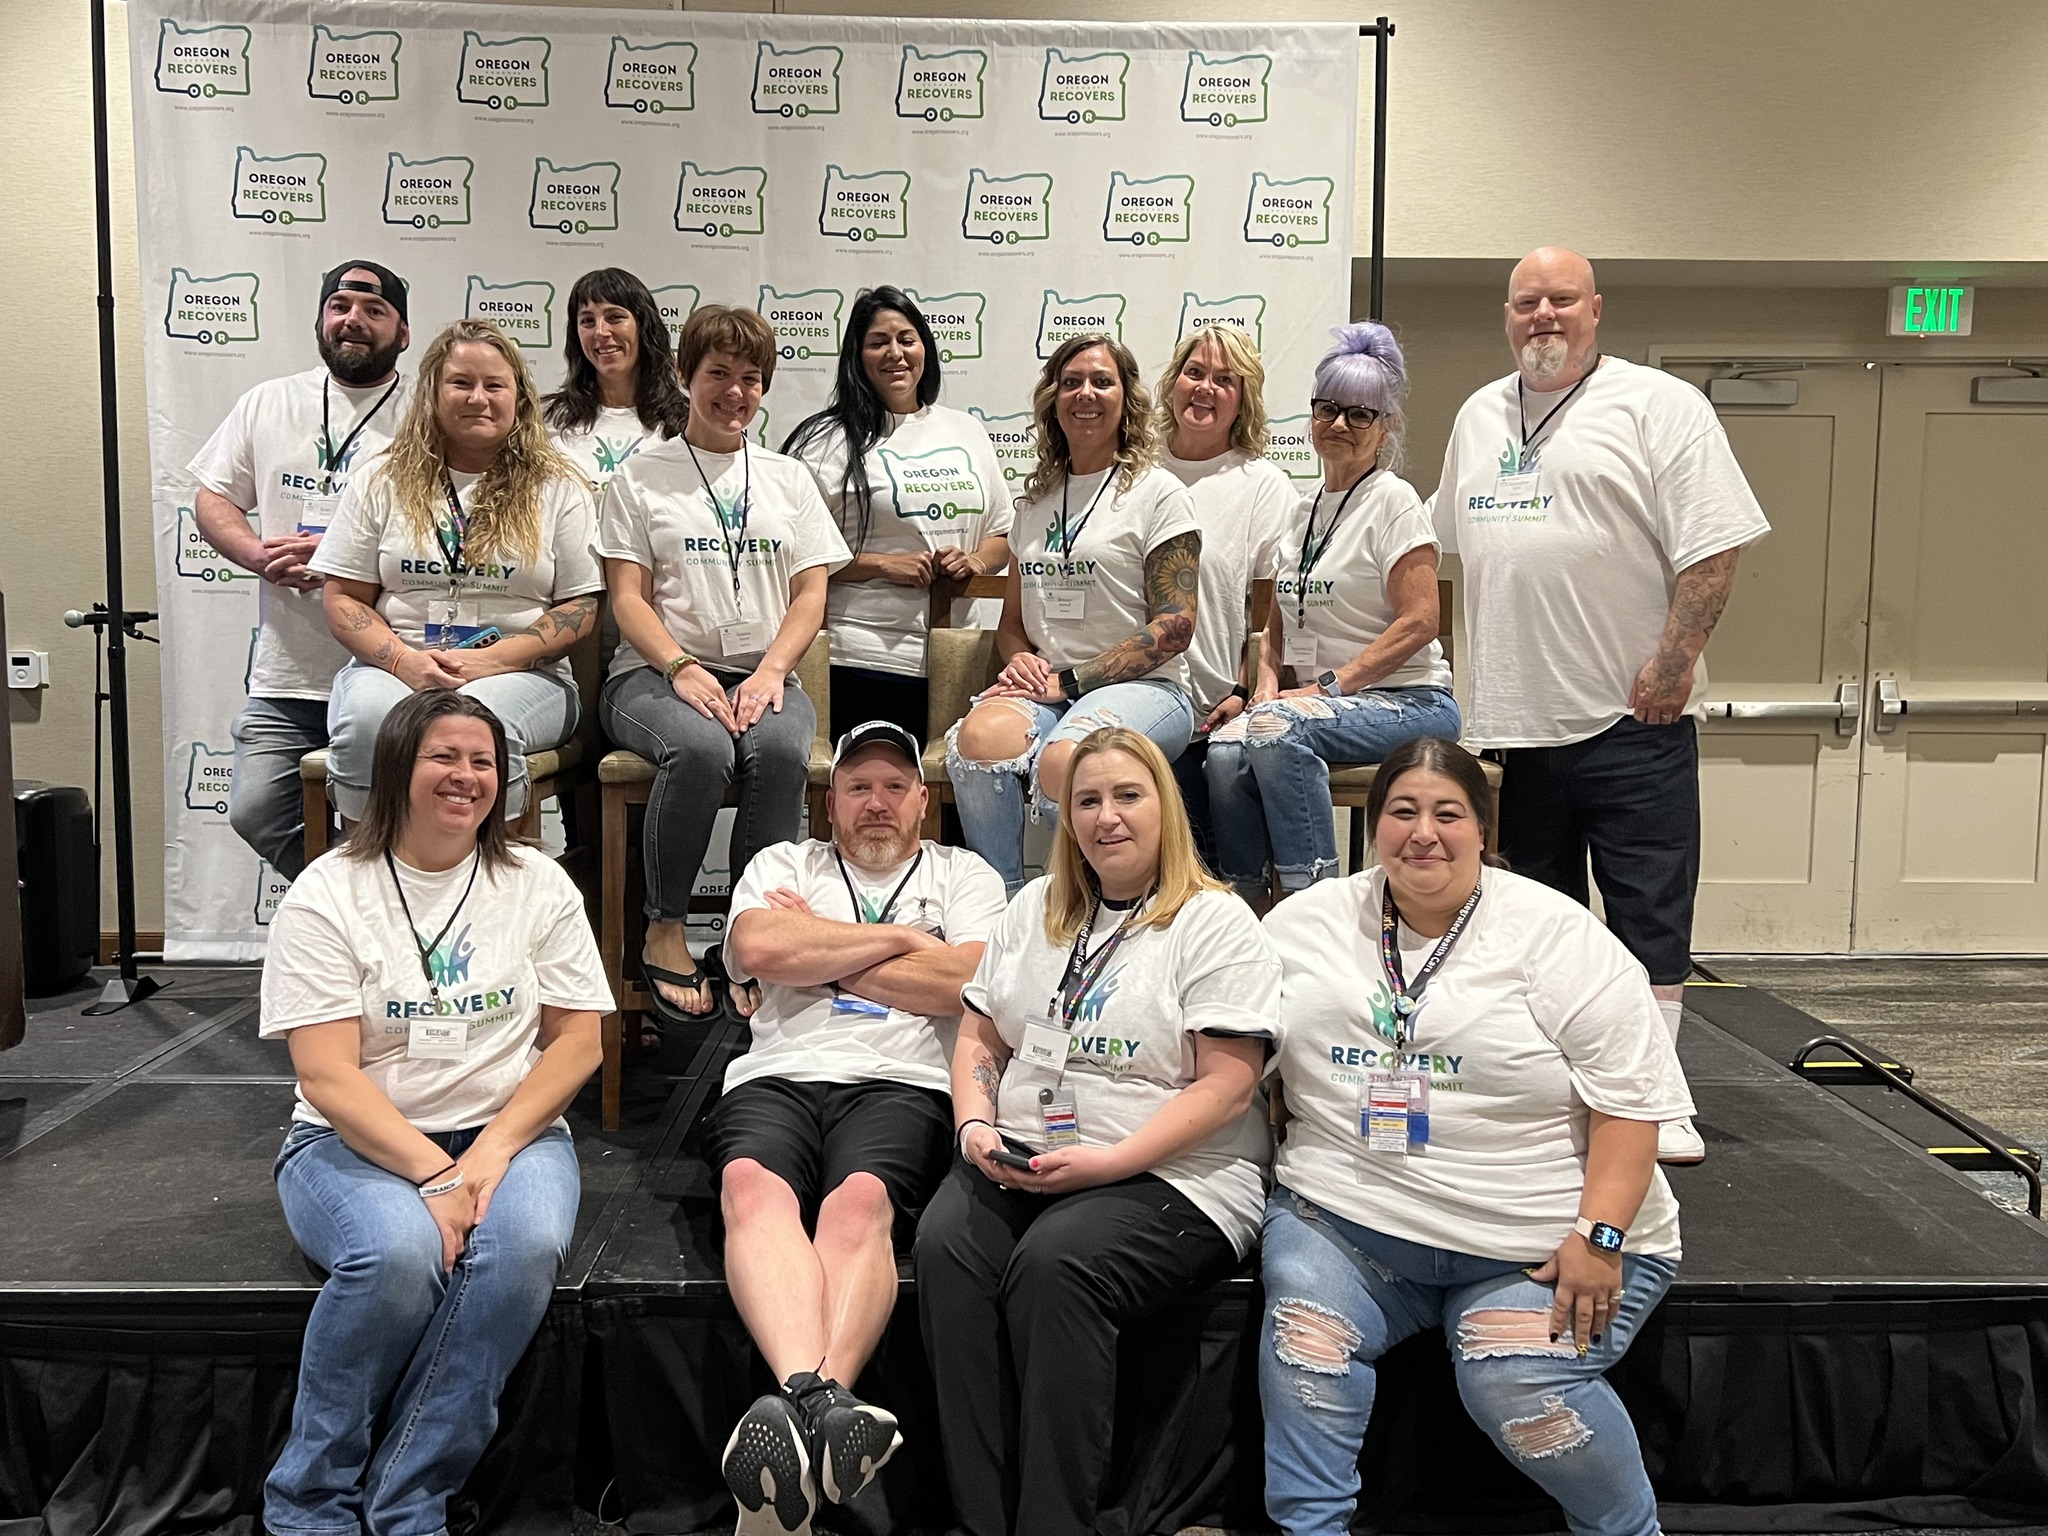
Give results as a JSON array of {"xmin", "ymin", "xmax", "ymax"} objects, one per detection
[
  {"xmin": 385, "ymin": 847, "xmax": 482, "ymax": 1004},
  {"xmin": 1378, "ymin": 880, "xmax": 1482, "ymax": 1051},
  {"xmin": 318, "ymin": 374, "xmax": 401, "ymax": 475},
  {"xmin": 437, "ymin": 472, "xmax": 469, "ymax": 595},
  {"xmin": 1049, "ymin": 892, "xmax": 1148, "ymax": 1028},
  {"xmin": 836, "ymin": 846, "xmax": 923, "ymax": 925},
  {"xmin": 682, "ymin": 435, "xmax": 752, "ymax": 610},
  {"xmin": 1515, "ymin": 355, "xmax": 1598, "ymax": 463},
  {"xmin": 1055, "ymin": 468, "xmax": 1116, "ymax": 559},
  {"xmin": 1295, "ymin": 468, "xmax": 1376, "ymax": 625}
]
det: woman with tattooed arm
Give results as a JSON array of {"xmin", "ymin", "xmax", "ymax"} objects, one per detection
[{"xmin": 945, "ymin": 335, "xmax": 1203, "ymax": 894}]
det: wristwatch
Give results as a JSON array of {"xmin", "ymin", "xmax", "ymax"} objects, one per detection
[
  {"xmin": 1317, "ymin": 669, "xmax": 1344, "ymax": 698},
  {"xmin": 1058, "ymin": 667, "xmax": 1082, "ymax": 701},
  {"xmin": 1573, "ymin": 1216, "xmax": 1626, "ymax": 1253}
]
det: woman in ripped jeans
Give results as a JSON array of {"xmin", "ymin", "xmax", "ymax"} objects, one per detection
[
  {"xmin": 1205, "ymin": 321, "xmax": 1458, "ymax": 908},
  {"xmin": 1258, "ymin": 736, "xmax": 1688, "ymax": 1536}
]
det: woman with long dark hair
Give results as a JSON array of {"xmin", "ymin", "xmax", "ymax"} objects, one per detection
[
  {"xmin": 544, "ymin": 267, "xmax": 690, "ymax": 495},
  {"xmin": 783, "ymin": 286, "xmax": 1011, "ymax": 742}
]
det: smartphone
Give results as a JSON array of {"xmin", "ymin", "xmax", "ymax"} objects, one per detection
[
  {"xmin": 988, "ymin": 1145, "xmax": 1036, "ymax": 1172},
  {"xmin": 455, "ymin": 626, "xmax": 502, "ymax": 649}
]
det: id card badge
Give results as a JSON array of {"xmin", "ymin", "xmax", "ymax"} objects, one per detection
[
  {"xmin": 297, "ymin": 494, "xmax": 339, "ymax": 536},
  {"xmin": 407, "ymin": 1016, "xmax": 469, "ymax": 1061},
  {"xmin": 1040, "ymin": 587, "xmax": 1087, "ymax": 621},
  {"xmin": 1038, "ymin": 1085, "xmax": 1080, "ymax": 1148},
  {"xmin": 1283, "ymin": 635, "xmax": 1319, "ymax": 673},
  {"xmin": 829, "ymin": 989, "xmax": 890, "ymax": 1019},
  {"xmin": 718, "ymin": 620, "xmax": 769, "ymax": 657},
  {"xmin": 1493, "ymin": 469, "xmax": 1541, "ymax": 506},
  {"xmin": 1018, "ymin": 1020, "xmax": 1071, "ymax": 1075},
  {"xmin": 1359, "ymin": 1070, "xmax": 1429, "ymax": 1155},
  {"xmin": 424, "ymin": 599, "xmax": 484, "ymax": 650}
]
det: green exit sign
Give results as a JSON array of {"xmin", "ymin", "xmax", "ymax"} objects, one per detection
[{"xmin": 1889, "ymin": 284, "xmax": 1974, "ymax": 336}]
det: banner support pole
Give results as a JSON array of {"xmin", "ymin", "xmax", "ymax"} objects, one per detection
[{"xmin": 1360, "ymin": 18, "xmax": 1394, "ymax": 320}]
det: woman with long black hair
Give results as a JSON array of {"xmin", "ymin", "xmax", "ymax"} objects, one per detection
[
  {"xmin": 544, "ymin": 267, "xmax": 690, "ymax": 496},
  {"xmin": 783, "ymin": 286, "xmax": 1011, "ymax": 742}
]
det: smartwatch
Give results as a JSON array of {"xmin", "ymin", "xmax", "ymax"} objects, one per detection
[
  {"xmin": 1573, "ymin": 1216, "xmax": 1626, "ymax": 1253},
  {"xmin": 1317, "ymin": 669, "xmax": 1344, "ymax": 698},
  {"xmin": 1058, "ymin": 667, "xmax": 1082, "ymax": 701}
]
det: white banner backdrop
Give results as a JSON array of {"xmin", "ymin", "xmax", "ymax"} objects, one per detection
[{"xmin": 129, "ymin": 0, "xmax": 1359, "ymax": 959}]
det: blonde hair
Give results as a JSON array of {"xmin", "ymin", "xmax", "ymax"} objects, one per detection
[
  {"xmin": 1044, "ymin": 728, "xmax": 1226, "ymax": 946},
  {"xmin": 1153, "ymin": 325, "xmax": 1270, "ymax": 458},
  {"xmin": 378, "ymin": 319, "xmax": 574, "ymax": 566},
  {"xmin": 1022, "ymin": 333, "xmax": 1159, "ymax": 503}
]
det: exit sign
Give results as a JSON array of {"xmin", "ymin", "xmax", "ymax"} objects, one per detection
[{"xmin": 1889, "ymin": 284, "xmax": 1974, "ymax": 336}]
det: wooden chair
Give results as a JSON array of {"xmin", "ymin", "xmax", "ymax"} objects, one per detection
[{"xmin": 597, "ymin": 633, "xmax": 833, "ymax": 1128}]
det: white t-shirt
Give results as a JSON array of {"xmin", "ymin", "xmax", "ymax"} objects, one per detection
[
  {"xmin": 1010, "ymin": 464, "xmax": 1200, "ymax": 690},
  {"xmin": 796, "ymin": 405, "xmax": 1016, "ymax": 678},
  {"xmin": 1161, "ymin": 450, "xmax": 1294, "ymax": 715},
  {"xmin": 1274, "ymin": 470, "xmax": 1451, "ymax": 692},
  {"xmin": 722, "ymin": 837, "xmax": 1009, "ymax": 1093},
  {"xmin": 311, "ymin": 460, "xmax": 604, "ymax": 688},
  {"xmin": 187, "ymin": 366, "xmax": 410, "ymax": 699},
  {"xmin": 1434, "ymin": 356, "xmax": 1771, "ymax": 747},
  {"xmin": 259, "ymin": 844, "xmax": 614, "ymax": 1132},
  {"xmin": 551, "ymin": 405, "xmax": 663, "ymax": 496},
  {"xmin": 1265, "ymin": 867, "xmax": 1692, "ymax": 1261},
  {"xmin": 597, "ymin": 436, "xmax": 851, "ymax": 678},
  {"xmin": 962, "ymin": 881, "xmax": 1280, "ymax": 1256}
]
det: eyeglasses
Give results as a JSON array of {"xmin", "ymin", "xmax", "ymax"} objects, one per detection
[{"xmin": 1311, "ymin": 399, "xmax": 1380, "ymax": 429}]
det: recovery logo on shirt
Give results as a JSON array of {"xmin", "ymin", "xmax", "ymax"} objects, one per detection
[
  {"xmin": 307, "ymin": 24, "xmax": 400, "ymax": 105},
  {"xmin": 156, "ymin": 21, "xmax": 251, "ymax": 98},
  {"xmin": 605, "ymin": 36, "xmax": 695, "ymax": 113},
  {"xmin": 652, "ymin": 284, "xmax": 700, "ymax": 348},
  {"xmin": 880, "ymin": 445, "xmax": 985, "ymax": 522},
  {"xmin": 465, "ymin": 276, "xmax": 554, "ymax": 350},
  {"xmin": 897, "ymin": 46, "xmax": 986, "ymax": 121},
  {"xmin": 1178, "ymin": 292, "xmax": 1266, "ymax": 348},
  {"xmin": 457, "ymin": 31, "xmax": 550, "ymax": 111},
  {"xmin": 819, "ymin": 166, "xmax": 910, "ymax": 242},
  {"xmin": 904, "ymin": 289, "xmax": 985, "ymax": 362},
  {"xmin": 753, "ymin": 42, "xmax": 841, "ymax": 117},
  {"xmin": 1267, "ymin": 415, "xmax": 1319, "ymax": 485},
  {"xmin": 176, "ymin": 505, "xmax": 255, "ymax": 582},
  {"xmin": 1039, "ymin": 48, "xmax": 1128, "ymax": 124},
  {"xmin": 1244, "ymin": 173, "xmax": 1334, "ymax": 247},
  {"xmin": 1102, "ymin": 172, "xmax": 1193, "ymax": 245},
  {"xmin": 429, "ymin": 924, "xmax": 477, "ymax": 988},
  {"xmin": 530, "ymin": 158, "xmax": 620, "ymax": 234},
  {"xmin": 759, "ymin": 287, "xmax": 845, "ymax": 361},
  {"xmin": 232, "ymin": 148, "xmax": 325, "ymax": 224},
  {"xmin": 384, "ymin": 153, "xmax": 473, "ymax": 228},
  {"xmin": 184, "ymin": 743, "xmax": 233, "ymax": 815},
  {"xmin": 970, "ymin": 409, "xmax": 1035, "ymax": 486},
  {"xmin": 1036, "ymin": 291, "xmax": 1126, "ymax": 359},
  {"xmin": 165, "ymin": 268, "xmax": 258, "ymax": 346},
  {"xmin": 962, "ymin": 169, "xmax": 1053, "ymax": 244},
  {"xmin": 675, "ymin": 163, "xmax": 767, "ymax": 238},
  {"xmin": 1181, "ymin": 50, "xmax": 1271, "ymax": 126}
]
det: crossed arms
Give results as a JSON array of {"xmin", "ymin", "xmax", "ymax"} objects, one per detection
[{"xmin": 727, "ymin": 892, "xmax": 985, "ymax": 1019}]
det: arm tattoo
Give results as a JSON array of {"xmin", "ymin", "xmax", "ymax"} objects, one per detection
[
  {"xmin": 1667, "ymin": 549, "xmax": 1739, "ymax": 646},
  {"xmin": 970, "ymin": 1054, "xmax": 1001, "ymax": 1108},
  {"xmin": 510, "ymin": 593, "xmax": 599, "ymax": 666},
  {"xmin": 336, "ymin": 598, "xmax": 374, "ymax": 633},
  {"xmin": 1074, "ymin": 529, "xmax": 1201, "ymax": 692}
]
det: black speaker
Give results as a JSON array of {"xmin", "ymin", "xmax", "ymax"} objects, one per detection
[{"xmin": 13, "ymin": 782, "xmax": 96, "ymax": 996}]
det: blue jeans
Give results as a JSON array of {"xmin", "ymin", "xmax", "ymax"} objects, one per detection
[
  {"xmin": 231, "ymin": 695, "xmax": 329, "ymax": 879},
  {"xmin": 945, "ymin": 679, "xmax": 1194, "ymax": 893},
  {"xmin": 266, "ymin": 1122, "xmax": 580, "ymax": 1536},
  {"xmin": 1260, "ymin": 1187, "xmax": 1676, "ymax": 1536},
  {"xmin": 325, "ymin": 662, "xmax": 578, "ymax": 823},
  {"xmin": 1206, "ymin": 685, "xmax": 1461, "ymax": 897}
]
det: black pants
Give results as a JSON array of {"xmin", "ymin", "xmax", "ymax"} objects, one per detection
[
  {"xmin": 912, "ymin": 1158, "xmax": 1238, "ymax": 1536},
  {"xmin": 1497, "ymin": 715, "xmax": 1700, "ymax": 985},
  {"xmin": 830, "ymin": 665, "xmax": 930, "ymax": 746},
  {"xmin": 1171, "ymin": 737, "xmax": 1217, "ymax": 872}
]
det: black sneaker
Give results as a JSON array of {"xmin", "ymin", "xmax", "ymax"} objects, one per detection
[
  {"xmin": 783, "ymin": 1371, "xmax": 902, "ymax": 1505},
  {"xmin": 722, "ymin": 1392, "xmax": 816, "ymax": 1536}
]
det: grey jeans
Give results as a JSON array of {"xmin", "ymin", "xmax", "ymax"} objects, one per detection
[{"xmin": 229, "ymin": 695, "xmax": 329, "ymax": 879}]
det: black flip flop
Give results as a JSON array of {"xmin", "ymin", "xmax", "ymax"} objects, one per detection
[
  {"xmin": 700, "ymin": 945, "xmax": 759, "ymax": 1022},
  {"xmin": 641, "ymin": 960, "xmax": 716, "ymax": 1030}
]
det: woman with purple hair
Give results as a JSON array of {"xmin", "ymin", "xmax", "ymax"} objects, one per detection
[{"xmin": 1204, "ymin": 322, "xmax": 1460, "ymax": 907}]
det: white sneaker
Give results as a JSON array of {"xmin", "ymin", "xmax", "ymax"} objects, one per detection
[{"xmin": 1657, "ymin": 1116, "xmax": 1706, "ymax": 1165}]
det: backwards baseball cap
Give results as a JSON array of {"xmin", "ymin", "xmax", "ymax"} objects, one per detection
[
  {"xmin": 317, "ymin": 259, "xmax": 409, "ymax": 324},
  {"xmin": 831, "ymin": 720, "xmax": 922, "ymax": 774}
]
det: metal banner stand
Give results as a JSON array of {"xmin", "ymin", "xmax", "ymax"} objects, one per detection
[{"xmin": 1362, "ymin": 17, "xmax": 1393, "ymax": 320}]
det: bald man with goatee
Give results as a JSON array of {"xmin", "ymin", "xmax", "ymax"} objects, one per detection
[{"xmin": 1431, "ymin": 246, "xmax": 1770, "ymax": 1167}]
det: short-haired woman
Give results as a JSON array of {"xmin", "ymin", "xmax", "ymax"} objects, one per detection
[
  {"xmin": 544, "ymin": 267, "xmax": 690, "ymax": 496},
  {"xmin": 784, "ymin": 285, "xmax": 1013, "ymax": 742},
  {"xmin": 259, "ymin": 689, "xmax": 609, "ymax": 1536},
  {"xmin": 599, "ymin": 305, "xmax": 850, "ymax": 1023},
  {"xmin": 918, "ymin": 727, "xmax": 1279, "ymax": 1536},
  {"xmin": 946, "ymin": 336, "xmax": 1202, "ymax": 894},
  {"xmin": 1205, "ymin": 323, "xmax": 1460, "ymax": 906},
  {"xmin": 317, "ymin": 318, "xmax": 604, "ymax": 824},
  {"xmin": 1260, "ymin": 736, "xmax": 1687, "ymax": 1536}
]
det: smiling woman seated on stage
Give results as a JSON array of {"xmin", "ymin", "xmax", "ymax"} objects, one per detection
[{"xmin": 256, "ymin": 689, "xmax": 611, "ymax": 1536}]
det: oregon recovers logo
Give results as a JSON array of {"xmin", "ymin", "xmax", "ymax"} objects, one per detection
[
  {"xmin": 1036, "ymin": 291, "xmax": 1126, "ymax": 359},
  {"xmin": 1102, "ymin": 172, "xmax": 1192, "ymax": 245},
  {"xmin": 166, "ymin": 268, "xmax": 258, "ymax": 345},
  {"xmin": 458, "ymin": 31, "xmax": 550, "ymax": 111},
  {"xmin": 881, "ymin": 445, "xmax": 987, "ymax": 522},
  {"xmin": 1039, "ymin": 49, "xmax": 1128, "ymax": 124},
  {"xmin": 254, "ymin": 863, "xmax": 291, "ymax": 926},
  {"xmin": 753, "ymin": 43, "xmax": 841, "ymax": 117},
  {"xmin": 384, "ymin": 154, "xmax": 472, "ymax": 228},
  {"xmin": 969, "ymin": 409, "xmax": 1036, "ymax": 487},
  {"xmin": 1267, "ymin": 415, "xmax": 1320, "ymax": 485},
  {"xmin": 1243, "ymin": 173, "xmax": 1334, "ymax": 247},
  {"xmin": 903, "ymin": 289, "xmax": 986, "ymax": 362},
  {"xmin": 606, "ymin": 37, "xmax": 695, "ymax": 113},
  {"xmin": 185, "ymin": 744, "xmax": 234, "ymax": 815},
  {"xmin": 1177, "ymin": 293, "xmax": 1267, "ymax": 348},
  {"xmin": 962, "ymin": 170, "xmax": 1052, "ymax": 244},
  {"xmin": 530, "ymin": 159, "xmax": 620, "ymax": 234},
  {"xmin": 308, "ymin": 25, "xmax": 400, "ymax": 105},
  {"xmin": 465, "ymin": 277, "xmax": 555, "ymax": 350},
  {"xmin": 176, "ymin": 504, "xmax": 255, "ymax": 581},
  {"xmin": 652, "ymin": 286, "xmax": 701, "ymax": 348},
  {"xmin": 897, "ymin": 46, "xmax": 985, "ymax": 122},
  {"xmin": 820, "ymin": 166, "xmax": 909, "ymax": 242},
  {"xmin": 156, "ymin": 21, "xmax": 250, "ymax": 98},
  {"xmin": 1181, "ymin": 51, "xmax": 1271, "ymax": 126},
  {"xmin": 675, "ymin": 163, "xmax": 767, "ymax": 238},
  {"xmin": 232, "ymin": 149, "xmax": 325, "ymax": 225},
  {"xmin": 759, "ymin": 287, "xmax": 845, "ymax": 361}
]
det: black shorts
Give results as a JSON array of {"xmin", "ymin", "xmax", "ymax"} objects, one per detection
[
  {"xmin": 1495, "ymin": 715, "xmax": 1700, "ymax": 986},
  {"xmin": 700, "ymin": 1076, "xmax": 954, "ymax": 1235}
]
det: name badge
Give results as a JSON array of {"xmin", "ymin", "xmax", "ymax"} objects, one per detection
[
  {"xmin": 1283, "ymin": 635, "xmax": 1319, "ymax": 673},
  {"xmin": 1360, "ymin": 1070, "xmax": 1430, "ymax": 1156},
  {"xmin": 1038, "ymin": 1085, "xmax": 1080, "ymax": 1148},
  {"xmin": 424, "ymin": 599, "xmax": 489, "ymax": 649},
  {"xmin": 1018, "ymin": 1020, "xmax": 1071, "ymax": 1073},
  {"xmin": 297, "ymin": 494, "xmax": 339, "ymax": 536},
  {"xmin": 829, "ymin": 991, "xmax": 890, "ymax": 1019},
  {"xmin": 407, "ymin": 1017, "xmax": 469, "ymax": 1061},
  {"xmin": 718, "ymin": 620, "xmax": 769, "ymax": 656},
  {"xmin": 1493, "ymin": 470, "xmax": 1541, "ymax": 505},
  {"xmin": 1040, "ymin": 588, "xmax": 1086, "ymax": 621}
]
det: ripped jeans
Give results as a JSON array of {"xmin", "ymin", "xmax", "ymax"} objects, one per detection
[
  {"xmin": 1205, "ymin": 685, "xmax": 1461, "ymax": 898},
  {"xmin": 1259, "ymin": 1186, "xmax": 1676, "ymax": 1536},
  {"xmin": 945, "ymin": 679, "xmax": 1194, "ymax": 893}
]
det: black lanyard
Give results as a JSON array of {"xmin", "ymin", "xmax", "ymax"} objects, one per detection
[
  {"xmin": 1378, "ymin": 880, "xmax": 1482, "ymax": 1051},
  {"xmin": 1296, "ymin": 468, "xmax": 1376, "ymax": 625},
  {"xmin": 385, "ymin": 847, "xmax": 482, "ymax": 1004},
  {"xmin": 437, "ymin": 472, "xmax": 469, "ymax": 594},
  {"xmin": 1049, "ymin": 892, "xmax": 1148, "ymax": 1028},
  {"xmin": 318, "ymin": 374, "xmax": 401, "ymax": 475},
  {"xmin": 1515, "ymin": 355, "xmax": 1598, "ymax": 466},
  {"xmin": 682, "ymin": 435, "xmax": 752, "ymax": 610},
  {"xmin": 1055, "ymin": 468, "xmax": 1116, "ymax": 559},
  {"xmin": 836, "ymin": 846, "xmax": 923, "ymax": 925}
]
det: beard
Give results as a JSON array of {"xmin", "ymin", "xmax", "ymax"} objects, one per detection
[
  {"xmin": 841, "ymin": 822, "xmax": 919, "ymax": 870},
  {"xmin": 319, "ymin": 328, "xmax": 404, "ymax": 386},
  {"xmin": 1519, "ymin": 334, "xmax": 1572, "ymax": 385}
]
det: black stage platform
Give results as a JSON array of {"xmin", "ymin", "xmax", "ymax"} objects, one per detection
[{"xmin": 1, "ymin": 970, "xmax": 2045, "ymax": 1536}]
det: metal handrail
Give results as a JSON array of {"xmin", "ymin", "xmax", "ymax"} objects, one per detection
[{"xmin": 1792, "ymin": 1035, "xmax": 2042, "ymax": 1218}]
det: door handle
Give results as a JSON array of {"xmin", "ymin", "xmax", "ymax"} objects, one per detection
[
  {"xmin": 1700, "ymin": 682, "xmax": 1861, "ymax": 737},
  {"xmin": 1872, "ymin": 677, "xmax": 2048, "ymax": 733}
]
